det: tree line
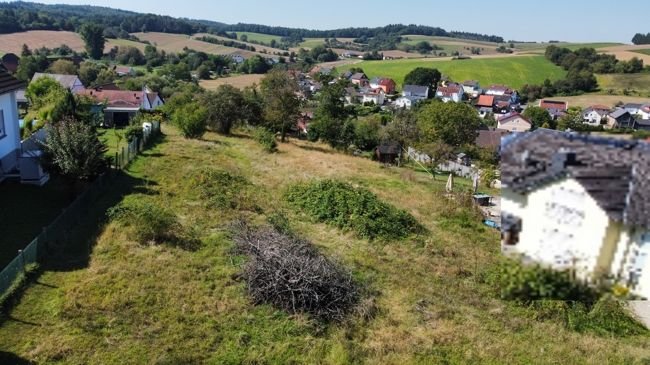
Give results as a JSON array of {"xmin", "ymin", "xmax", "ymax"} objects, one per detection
[
  {"xmin": 0, "ymin": 2, "xmax": 503, "ymax": 44},
  {"xmin": 632, "ymin": 33, "xmax": 650, "ymax": 45}
]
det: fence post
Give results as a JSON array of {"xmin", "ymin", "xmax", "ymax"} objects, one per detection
[
  {"xmin": 115, "ymin": 152, "xmax": 118, "ymax": 170},
  {"xmin": 19, "ymin": 249, "xmax": 26, "ymax": 275}
]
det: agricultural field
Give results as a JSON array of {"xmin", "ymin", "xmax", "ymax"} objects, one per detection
[
  {"xmin": 1, "ymin": 125, "xmax": 648, "ymax": 363},
  {"xmin": 192, "ymin": 33, "xmax": 285, "ymax": 55},
  {"xmin": 132, "ymin": 32, "xmax": 258, "ymax": 57},
  {"xmin": 199, "ymin": 74, "xmax": 264, "ymax": 90},
  {"xmin": 400, "ymin": 35, "xmax": 502, "ymax": 56},
  {"xmin": 514, "ymin": 42, "xmax": 623, "ymax": 54},
  {"xmin": 350, "ymin": 55, "xmax": 566, "ymax": 89},
  {"xmin": 0, "ymin": 30, "xmax": 147, "ymax": 55},
  {"xmin": 235, "ymin": 31, "xmax": 282, "ymax": 44},
  {"xmin": 597, "ymin": 73, "xmax": 650, "ymax": 96},
  {"xmin": 544, "ymin": 94, "xmax": 650, "ymax": 109},
  {"xmin": 632, "ymin": 49, "xmax": 650, "ymax": 56}
]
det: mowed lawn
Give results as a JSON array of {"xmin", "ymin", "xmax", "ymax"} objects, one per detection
[
  {"xmin": 0, "ymin": 125, "xmax": 648, "ymax": 364},
  {"xmin": 353, "ymin": 56, "xmax": 566, "ymax": 89}
]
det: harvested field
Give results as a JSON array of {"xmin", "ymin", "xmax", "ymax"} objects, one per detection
[
  {"xmin": 0, "ymin": 30, "xmax": 147, "ymax": 55},
  {"xmin": 132, "ymin": 32, "xmax": 259, "ymax": 57},
  {"xmin": 199, "ymin": 74, "xmax": 264, "ymax": 90},
  {"xmin": 544, "ymin": 94, "xmax": 650, "ymax": 108}
]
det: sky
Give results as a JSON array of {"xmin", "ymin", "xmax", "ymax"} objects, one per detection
[{"xmin": 25, "ymin": 0, "xmax": 650, "ymax": 43}]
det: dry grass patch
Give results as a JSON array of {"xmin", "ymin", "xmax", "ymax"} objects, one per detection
[{"xmin": 200, "ymin": 74, "xmax": 264, "ymax": 90}]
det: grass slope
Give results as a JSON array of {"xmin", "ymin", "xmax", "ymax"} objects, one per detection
[
  {"xmin": 235, "ymin": 31, "xmax": 283, "ymax": 44},
  {"xmin": 0, "ymin": 127, "xmax": 648, "ymax": 363},
  {"xmin": 132, "ymin": 32, "xmax": 258, "ymax": 57},
  {"xmin": 352, "ymin": 56, "xmax": 566, "ymax": 89},
  {"xmin": 598, "ymin": 73, "xmax": 650, "ymax": 96}
]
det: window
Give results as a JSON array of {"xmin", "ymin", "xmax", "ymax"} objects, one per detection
[{"xmin": 0, "ymin": 110, "xmax": 5, "ymax": 139}]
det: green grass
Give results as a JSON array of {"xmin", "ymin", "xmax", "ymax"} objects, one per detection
[
  {"xmin": 597, "ymin": 73, "xmax": 650, "ymax": 95},
  {"xmin": 0, "ymin": 126, "xmax": 648, "ymax": 363},
  {"xmin": 351, "ymin": 55, "xmax": 566, "ymax": 89},
  {"xmin": 632, "ymin": 49, "xmax": 650, "ymax": 56},
  {"xmin": 235, "ymin": 31, "xmax": 282, "ymax": 44},
  {"xmin": 298, "ymin": 38, "xmax": 327, "ymax": 48},
  {"xmin": 514, "ymin": 42, "xmax": 622, "ymax": 53},
  {"xmin": 99, "ymin": 128, "xmax": 128, "ymax": 158}
]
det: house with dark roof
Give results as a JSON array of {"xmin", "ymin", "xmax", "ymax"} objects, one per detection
[
  {"xmin": 375, "ymin": 141, "xmax": 401, "ymax": 164},
  {"xmin": 350, "ymin": 73, "xmax": 368, "ymax": 86},
  {"xmin": 0, "ymin": 66, "xmax": 25, "ymax": 181},
  {"xmin": 396, "ymin": 85, "xmax": 429, "ymax": 109},
  {"xmin": 78, "ymin": 86, "xmax": 164, "ymax": 126},
  {"xmin": 31, "ymin": 73, "xmax": 85, "ymax": 93},
  {"xmin": 485, "ymin": 84, "xmax": 513, "ymax": 96},
  {"xmin": 606, "ymin": 108, "xmax": 635, "ymax": 129},
  {"xmin": 501, "ymin": 129, "xmax": 650, "ymax": 299},
  {"xmin": 475, "ymin": 128, "xmax": 509, "ymax": 152}
]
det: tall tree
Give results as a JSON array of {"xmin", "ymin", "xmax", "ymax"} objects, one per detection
[
  {"xmin": 417, "ymin": 101, "xmax": 480, "ymax": 147},
  {"xmin": 201, "ymin": 85, "xmax": 245, "ymax": 134},
  {"xmin": 403, "ymin": 67, "xmax": 441, "ymax": 91},
  {"xmin": 522, "ymin": 106, "xmax": 554, "ymax": 129},
  {"xmin": 79, "ymin": 23, "xmax": 105, "ymax": 59},
  {"xmin": 48, "ymin": 59, "xmax": 77, "ymax": 75},
  {"xmin": 308, "ymin": 81, "xmax": 350, "ymax": 148},
  {"xmin": 260, "ymin": 70, "xmax": 301, "ymax": 142}
]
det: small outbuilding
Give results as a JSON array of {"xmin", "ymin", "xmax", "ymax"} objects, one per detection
[{"xmin": 375, "ymin": 142, "xmax": 401, "ymax": 164}]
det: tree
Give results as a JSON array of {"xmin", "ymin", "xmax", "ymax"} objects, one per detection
[
  {"xmin": 354, "ymin": 115, "xmax": 381, "ymax": 151},
  {"xmin": 309, "ymin": 81, "xmax": 350, "ymax": 148},
  {"xmin": 48, "ymin": 59, "xmax": 77, "ymax": 75},
  {"xmin": 21, "ymin": 43, "xmax": 32, "ymax": 57},
  {"xmin": 240, "ymin": 55, "xmax": 270, "ymax": 74},
  {"xmin": 404, "ymin": 67, "xmax": 441, "ymax": 91},
  {"xmin": 240, "ymin": 34, "xmax": 248, "ymax": 42},
  {"xmin": 260, "ymin": 70, "xmax": 301, "ymax": 142},
  {"xmin": 25, "ymin": 76, "xmax": 68, "ymax": 124},
  {"xmin": 415, "ymin": 41, "xmax": 433, "ymax": 54},
  {"xmin": 172, "ymin": 101, "xmax": 207, "ymax": 139},
  {"xmin": 417, "ymin": 101, "xmax": 480, "ymax": 147},
  {"xmin": 523, "ymin": 106, "xmax": 554, "ymax": 129},
  {"xmin": 79, "ymin": 23, "xmax": 105, "ymax": 59},
  {"xmin": 201, "ymin": 85, "xmax": 245, "ymax": 134},
  {"xmin": 196, "ymin": 64, "xmax": 211, "ymax": 80},
  {"xmin": 379, "ymin": 109, "xmax": 420, "ymax": 148},
  {"xmin": 78, "ymin": 62, "xmax": 102, "ymax": 86},
  {"xmin": 40, "ymin": 117, "xmax": 108, "ymax": 181},
  {"xmin": 15, "ymin": 54, "xmax": 48, "ymax": 81}
]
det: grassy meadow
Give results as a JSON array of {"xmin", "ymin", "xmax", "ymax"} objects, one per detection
[
  {"xmin": 235, "ymin": 31, "xmax": 283, "ymax": 44},
  {"xmin": 0, "ymin": 125, "xmax": 648, "ymax": 364},
  {"xmin": 597, "ymin": 73, "xmax": 650, "ymax": 96},
  {"xmin": 351, "ymin": 56, "xmax": 566, "ymax": 89}
]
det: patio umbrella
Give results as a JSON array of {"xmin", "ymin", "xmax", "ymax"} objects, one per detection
[
  {"xmin": 445, "ymin": 173, "xmax": 453, "ymax": 193},
  {"xmin": 472, "ymin": 174, "xmax": 479, "ymax": 193}
]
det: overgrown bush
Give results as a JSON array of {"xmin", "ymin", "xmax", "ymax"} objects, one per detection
[
  {"xmin": 124, "ymin": 123, "xmax": 144, "ymax": 143},
  {"xmin": 189, "ymin": 168, "xmax": 259, "ymax": 212},
  {"xmin": 172, "ymin": 102, "xmax": 207, "ymax": 139},
  {"xmin": 232, "ymin": 221, "xmax": 359, "ymax": 321},
  {"xmin": 253, "ymin": 128, "xmax": 277, "ymax": 153},
  {"xmin": 107, "ymin": 196, "xmax": 180, "ymax": 244},
  {"xmin": 285, "ymin": 180, "xmax": 423, "ymax": 240},
  {"xmin": 568, "ymin": 295, "xmax": 649, "ymax": 337},
  {"xmin": 498, "ymin": 258, "xmax": 599, "ymax": 303}
]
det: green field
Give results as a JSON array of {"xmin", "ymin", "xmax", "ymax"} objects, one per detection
[
  {"xmin": 298, "ymin": 38, "xmax": 327, "ymax": 48},
  {"xmin": 2, "ymin": 125, "xmax": 647, "ymax": 363},
  {"xmin": 516, "ymin": 42, "xmax": 623, "ymax": 54},
  {"xmin": 632, "ymin": 49, "xmax": 650, "ymax": 56},
  {"xmin": 107, "ymin": 38, "xmax": 147, "ymax": 51},
  {"xmin": 351, "ymin": 56, "xmax": 566, "ymax": 89},
  {"xmin": 597, "ymin": 73, "xmax": 650, "ymax": 95},
  {"xmin": 235, "ymin": 31, "xmax": 282, "ymax": 44}
]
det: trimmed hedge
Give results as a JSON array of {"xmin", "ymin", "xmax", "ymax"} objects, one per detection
[{"xmin": 286, "ymin": 180, "xmax": 422, "ymax": 240}]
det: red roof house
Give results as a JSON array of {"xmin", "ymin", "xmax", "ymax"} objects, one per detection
[{"xmin": 476, "ymin": 95, "xmax": 495, "ymax": 108}]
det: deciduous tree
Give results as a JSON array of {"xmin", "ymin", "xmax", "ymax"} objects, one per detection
[
  {"xmin": 79, "ymin": 23, "xmax": 106, "ymax": 59},
  {"xmin": 260, "ymin": 70, "xmax": 301, "ymax": 142},
  {"xmin": 417, "ymin": 101, "xmax": 480, "ymax": 147}
]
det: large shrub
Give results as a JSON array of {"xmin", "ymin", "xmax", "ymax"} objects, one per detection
[
  {"xmin": 253, "ymin": 127, "xmax": 277, "ymax": 153},
  {"xmin": 232, "ymin": 221, "xmax": 359, "ymax": 322},
  {"xmin": 189, "ymin": 168, "xmax": 259, "ymax": 212},
  {"xmin": 107, "ymin": 196, "xmax": 180, "ymax": 244},
  {"xmin": 286, "ymin": 180, "xmax": 423, "ymax": 240},
  {"xmin": 172, "ymin": 102, "xmax": 207, "ymax": 139},
  {"xmin": 40, "ymin": 117, "xmax": 108, "ymax": 180}
]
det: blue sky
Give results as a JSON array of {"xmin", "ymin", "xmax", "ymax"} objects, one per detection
[{"xmin": 28, "ymin": 0, "xmax": 650, "ymax": 43}]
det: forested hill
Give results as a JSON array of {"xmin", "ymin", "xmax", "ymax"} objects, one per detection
[{"xmin": 0, "ymin": 1, "xmax": 504, "ymax": 43}]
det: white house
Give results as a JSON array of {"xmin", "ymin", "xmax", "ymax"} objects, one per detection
[
  {"xmin": 435, "ymin": 83, "xmax": 464, "ymax": 103},
  {"xmin": 31, "ymin": 73, "xmax": 85, "ymax": 93},
  {"xmin": 485, "ymin": 84, "xmax": 513, "ymax": 96},
  {"xmin": 360, "ymin": 88, "xmax": 385, "ymax": 105},
  {"xmin": 396, "ymin": 85, "xmax": 429, "ymax": 109},
  {"xmin": 501, "ymin": 130, "xmax": 650, "ymax": 299},
  {"xmin": 0, "ymin": 67, "xmax": 24, "ymax": 181},
  {"xmin": 582, "ymin": 105, "xmax": 610, "ymax": 126},
  {"xmin": 462, "ymin": 80, "xmax": 482, "ymax": 98},
  {"xmin": 395, "ymin": 96, "xmax": 417, "ymax": 109}
]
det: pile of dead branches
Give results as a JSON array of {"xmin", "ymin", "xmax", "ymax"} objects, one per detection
[{"xmin": 232, "ymin": 221, "xmax": 359, "ymax": 322}]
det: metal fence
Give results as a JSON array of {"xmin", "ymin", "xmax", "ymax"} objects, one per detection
[{"xmin": 0, "ymin": 123, "xmax": 161, "ymax": 299}]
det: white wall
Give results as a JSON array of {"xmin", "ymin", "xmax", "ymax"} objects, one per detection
[
  {"xmin": 0, "ymin": 92, "xmax": 20, "ymax": 168},
  {"xmin": 517, "ymin": 178, "xmax": 612, "ymax": 279}
]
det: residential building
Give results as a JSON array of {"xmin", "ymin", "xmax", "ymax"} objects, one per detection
[
  {"xmin": 606, "ymin": 109, "xmax": 635, "ymax": 129},
  {"xmin": 501, "ymin": 129, "xmax": 650, "ymax": 299},
  {"xmin": 395, "ymin": 96, "xmax": 418, "ymax": 109},
  {"xmin": 476, "ymin": 94, "xmax": 495, "ymax": 117},
  {"xmin": 31, "ymin": 72, "xmax": 85, "ymax": 93},
  {"xmin": 582, "ymin": 105, "xmax": 610, "ymax": 126},
  {"xmin": 360, "ymin": 88, "xmax": 385, "ymax": 105},
  {"xmin": 435, "ymin": 83, "xmax": 464, "ymax": 103},
  {"xmin": 0, "ymin": 67, "xmax": 25, "ymax": 181},
  {"xmin": 369, "ymin": 77, "xmax": 396, "ymax": 94},
  {"xmin": 462, "ymin": 80, "xmax": 482, "ymax": 98},
  {"xmin": 623, "ymin": 103, "xmax": 644, "ymax": 116},
  {"xmin": 350, "ymin": 73, "xmax": 369, "ymax": 86},
  {"xmin": 485, "ymin": 84, "xmax": 513, "ymax": 96},
  {"xmin": 539, "ymin": 99, "xmax": 568, "ymax": 120},
  {"xmin": 114, "ymin": 65, "xmax": 136, "ymax": 77},
  {"xmin": 396, "ymin": 85, "xmax": 429, "ymax": 109},
  {"xmin": 475, "ymin": 128, "xmax": 509, "ymax": 152},
  {"xmin": 497, "ymin": 112, "xmax": 532, "ymax": 132},
  {"xmin": 79, "ymin": 86, "xmax": 164, "ymax": 126}
]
